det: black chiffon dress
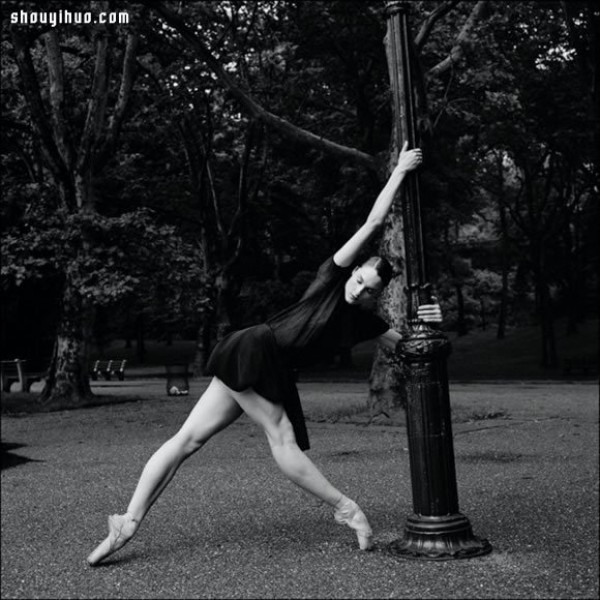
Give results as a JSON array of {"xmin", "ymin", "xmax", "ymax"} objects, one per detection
[{"xmin": 205, "ymin": 256, "xmax": 389, "ymax": 450}]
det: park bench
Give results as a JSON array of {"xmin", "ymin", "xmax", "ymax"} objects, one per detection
[
  {"xmin": 562, "ymin": 356, "xmax": 597, "ymax": 376},
  {"xmin": 1, "ymin": 359, "xmax": 47, "ymax": 393},
  {"xmin": 91, "ymin": 359, "xmax": 127, "ymax": 381}
]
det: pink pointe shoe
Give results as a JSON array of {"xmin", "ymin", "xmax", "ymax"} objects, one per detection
[
  {"xmin": 87, "ymin": 513, "xmax": 138, "ymax": 566},
  {"xmin": 334, "ymin": 498, "xmax": 373, "ymax": 550}
]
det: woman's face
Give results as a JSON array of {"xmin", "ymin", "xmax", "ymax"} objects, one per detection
[{"xmin": 344, "ymin": 265, "xmax": 383, "ymax": 307}]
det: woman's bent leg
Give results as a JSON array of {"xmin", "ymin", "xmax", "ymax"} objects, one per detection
[
  {"xmin": 226, "ymin": 382, "xmax": 372, "ymax": 549},
  {"xmin": 87, "ymin": 377, "xmax": 242, "ymax": 566},
  {"xmin": 229, "ymin": 384, "xmax": 342, "ymax": 506}
]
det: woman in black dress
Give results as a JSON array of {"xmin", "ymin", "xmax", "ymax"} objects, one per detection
[{"xmin": 87, "ymin": 142, "xmax": 441, "ymax": 565}]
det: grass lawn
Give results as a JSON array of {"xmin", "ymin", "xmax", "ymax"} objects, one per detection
[
  {"xmin": 2, "ymin": 317, "xmax": 595, "ymax": 417},
  {"xmin": 445, "ymin": 317, "xmax": 598, "ymax": 380},
  {"xmin": 88, "ymin": 317, "xmax": 598, "ymax": 381}
]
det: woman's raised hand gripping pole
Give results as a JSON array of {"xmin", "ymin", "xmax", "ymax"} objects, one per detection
[{"xmin": 333, "ymin": 141, "xmax": 423, "ymax": 268}]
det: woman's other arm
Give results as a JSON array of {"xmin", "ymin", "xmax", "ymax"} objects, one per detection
[{"xmin": 377, "ymin": 303, "xmax": 443, "ymax": 350}]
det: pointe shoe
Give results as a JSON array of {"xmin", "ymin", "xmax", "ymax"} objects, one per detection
[
  {"xmin": 334, "ymin": 498, "xmax": 373, "ymax": 550},
  {"xmin": 87, "ymin": 513, "xmax": 138, "ymax": 566}
]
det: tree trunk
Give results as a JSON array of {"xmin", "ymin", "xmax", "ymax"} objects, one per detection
[
  {"xmin": 40, "ymin": 279, "xmax": 93, "ymax": 407},
  {"xmin": 455, "ymin": 283, "xmax": 468, "ymax": 336},
  {"xmin": 40, "ymin": 173, "xmax": 95, "ymax": 406},
  {"xmin": 192, "ymin": 320, "xmax": 211, "ymax": 376},
  {"xmin": 125, "ymin": 305, "xmax": 133, "ymax": 348},
  {"xmin": 213, "ymin": 273, "xmax": 233, "ymax": 340},
  {"xmin": 368, "ymin": 199, "xmax": 407, "ymax": 413},
  {"xmin": 192, "ymin": 272, "xmax": 233, "ymax": 375},
  {"xmin": 367, "ymin": 15, "xmax": 418, "ymax": 414},
  {"xmin": 496, "ymin": 171, "xmax": 510, "ymax": 339},
  {"xmin": 136, "ymin": 313, "xmax": 146, "ymax": 363},
  {"xmin": 537, "ymin": 279, "xmax": 558, "ymax": 369},
  {"xmin": 497, "ymin": 245, "xmax": 509, "ymax": 338},
  {"xmin": 533, "ymin": 245, "xmax": 558, "ymax": 369},
  {"xmin": 563, "ymin": 222, "xmax": 580, "ymax": 334},
  {"xmin": 479, "ymin": 297, "xmax": 486, "ymax": 330}
]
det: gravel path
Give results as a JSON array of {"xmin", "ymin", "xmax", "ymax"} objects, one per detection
[{"xmin": 1, "ymin": 381, "xmax": 598, "ymax": 599}]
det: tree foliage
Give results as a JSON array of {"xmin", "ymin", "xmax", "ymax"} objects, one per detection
[{"xmin": 1, "ymin": 1, "xmax": 597, "ymax": 407}]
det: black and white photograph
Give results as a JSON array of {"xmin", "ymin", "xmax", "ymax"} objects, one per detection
[{"xmin": 1, "ymin": 1, "xmax": 598, "ymax": 598}]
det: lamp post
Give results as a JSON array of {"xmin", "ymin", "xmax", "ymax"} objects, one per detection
[{"xmin": 385, "ymin": 0, "xmax": 492, "ymax": 560}]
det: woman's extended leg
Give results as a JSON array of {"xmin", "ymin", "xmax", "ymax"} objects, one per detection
[
  {"xmin": 87, "ymin": 377, "xmax": 243, "ymax": 566},
  {"xmin": 226, "ymin": 380, "xmax": 373, "ymax": 550}
]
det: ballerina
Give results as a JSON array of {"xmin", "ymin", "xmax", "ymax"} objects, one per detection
[{"xmin": 87, "ymin": 141, "xmax": 441, "ymax": 565}]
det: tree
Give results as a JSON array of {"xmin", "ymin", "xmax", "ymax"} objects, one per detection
[
  {"xmin": 5, "ymin": 1, "xmax": 594, "ymax": 407},
  {"xmin": 562, "ymin": 1, "xmax": 600, "ymax": 161},
  {"xmin": 471, "ymin": 2, "xmax": 597, "ymax": 366},
  {"xmin": 2, "ymin": 1, "xmax": 204, "ymax": 405},
  {"xmin": 561, "ymin": 1, "xmax": 600, "ymax": 332},
  {"xmin": 130, "ymin": 6, "xmax": 298, "ymax": 370},
  {"xmin": 4, "ymin": 3, "xmax": 138, "ymax": 404},
  {"xmin": 422, "ymin": 1, "xmax": 598, "ymax": 366},
  {"xmin": 147, "ymin": 0, "xmax": 495, "ymax": 410}
]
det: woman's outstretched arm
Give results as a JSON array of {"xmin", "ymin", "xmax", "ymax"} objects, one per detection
[{"xmin": 333, "ymin": 141, "xmax": 422, "ymax": 268}]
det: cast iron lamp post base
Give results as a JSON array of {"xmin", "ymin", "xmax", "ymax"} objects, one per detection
[
  {"xmin": 387, "ymin": 321, "xmax": 492, "ymax": 560},
  {"xmin": 389, "ymin": 514, "xmax": 492, "ymax": 561}
]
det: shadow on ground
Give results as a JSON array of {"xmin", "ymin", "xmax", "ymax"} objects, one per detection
[{"xmin": 0, "ymin": 442, "xmax": 43, "ymax": 471}]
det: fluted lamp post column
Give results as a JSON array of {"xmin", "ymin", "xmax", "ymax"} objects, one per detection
[{"xmin": 384, "ymin": 0, "xmax": 492, "ymax": 560}]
